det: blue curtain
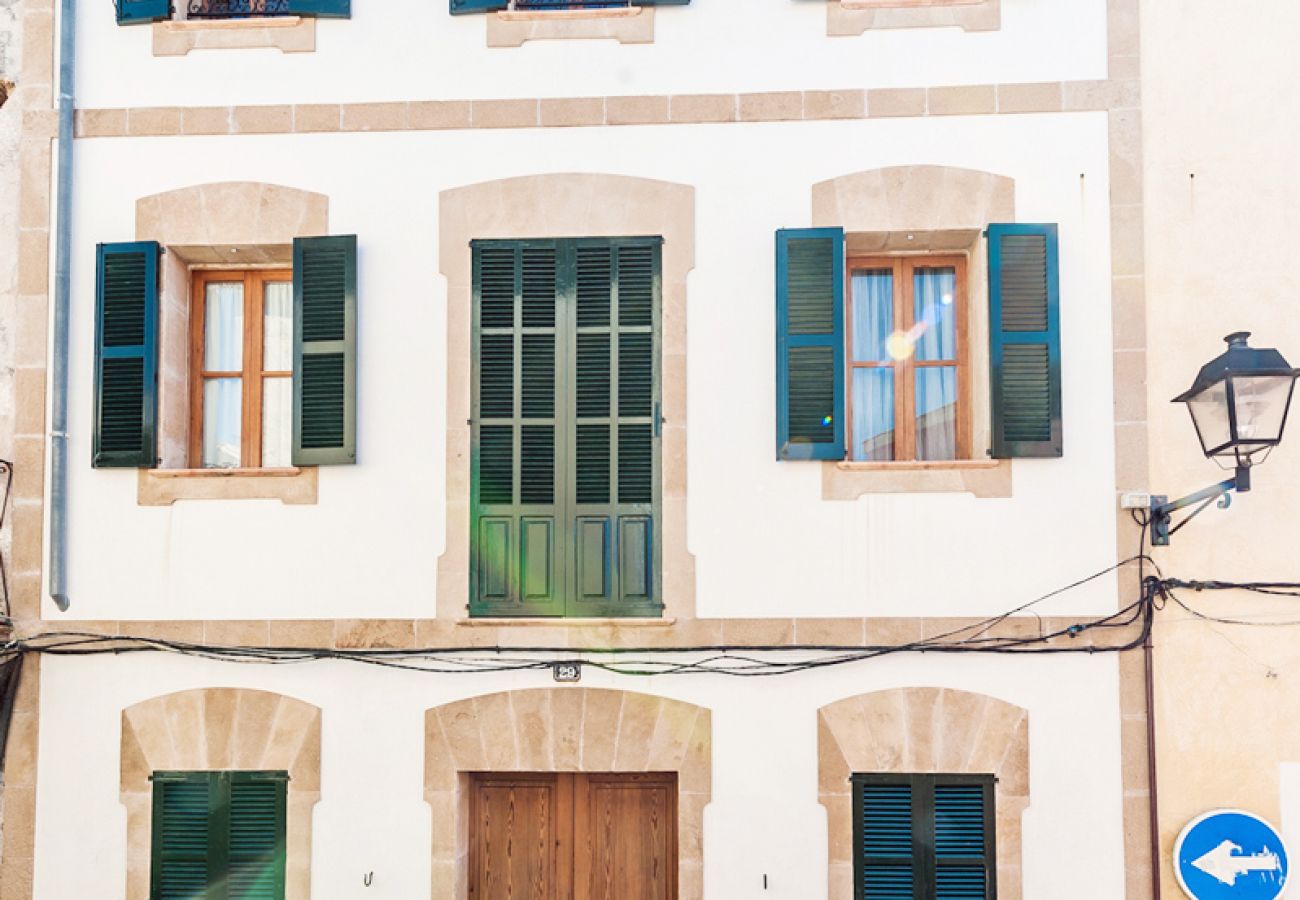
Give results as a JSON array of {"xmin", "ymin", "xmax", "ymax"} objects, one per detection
[
  {"xmin": 913, "ymin": 268, "xmax": 957, "ymax": 459},
  {"xmin": 851, "ymin": 271, "xmax": 894, "ymax": 460}
]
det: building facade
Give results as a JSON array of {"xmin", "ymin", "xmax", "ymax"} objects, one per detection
[{"xmin": 1, "ymin": 0, "xmax": 1164, "ymax": 897}]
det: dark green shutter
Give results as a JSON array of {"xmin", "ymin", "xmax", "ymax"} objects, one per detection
[
  {"xmin": 152, "ymin": 773, "xmax": 213, "ymax": 899},
  {"xmin": 470, "ymin": 238, "xmax": 661, "ymax": 618},
  {"xmin": 94, "ymin": 242, "xmax": 160, "ymax": 469},
  {"xmin": 775, "ymin": 228, "xmax": 845, "ymax": 461},
  {"xmin": 988, "ymin": 223, "xmax": 1062, "ymax": 458},
  {"xmin": 116, "ymin": 0, "xmax": 170, "ymax": 25},
  {"xmin": 450, "ymin": 0, "xmax": 506, "ymax": 14},
  {"xmin": 151, "ymin": 771, "xmax": 287, "ymax": 900},
  {"xmin": 852, "ymin": 774, "xmax": 995, "ymax": 900},
  {"xmin": 285, "ymin": 0, "xmax": 350, "ymax": 16},
  {"xmin": 292, "ymin": 235, "xmax": 357, "ymax": 466}
]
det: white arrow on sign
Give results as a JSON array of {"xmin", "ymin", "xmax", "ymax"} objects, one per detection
[{"xmin": 1192, "ymin": 839, "xmax": 1283, "ymax": 887}]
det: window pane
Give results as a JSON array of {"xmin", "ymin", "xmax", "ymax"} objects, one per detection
[
  {"xmin": 916, "ymin": 367, "xmax": 958, "ymax": 460},
  {"xmin": 262, "ymin": 376, "xmax": 292, "ymax": 467},
  {"xmin": 850, "ymin": 270, "xmax": 893, "ymax": 362},
  {"xmin": 913, "ymin": 267, "xmax": 957, "ymax": 362},
  {"xmin": 204, "ymin": 282, "xmax": 244, "ymax": 371},
  {"xmin": 202, "ymin": 378, "xmax": 242, "ymax": 467},
  {"xmin": 263, "ymin": 281, "xmax": 293, "ymax": 371},
  {"xmin": 852, "ymin": 368, "xmax": 894, "ymax": 461}
]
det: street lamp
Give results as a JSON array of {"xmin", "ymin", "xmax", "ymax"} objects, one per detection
[{"xmin": 1150, "ymin": 332, "xmax": 1300, "ymax": 546}]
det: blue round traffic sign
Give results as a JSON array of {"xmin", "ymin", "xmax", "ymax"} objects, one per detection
[{"xmin": 1175, "ymin": 810, "xmax": 1289, "ymax": 900}]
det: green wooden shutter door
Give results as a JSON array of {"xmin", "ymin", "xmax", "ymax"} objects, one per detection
[
  {"xmin": 988, "ymin": 223, "xmax": 1063, "ymax": 458},
  {"xmin": 228, "ymin": 773, "xmax": 288, "ymax": 899},
  {"xmin": 568, "ymin": 238, "xmax": 661, "ymax": 617},
  {"xmin": 854, "ymin": 779, "xmax": 914, "ymax": 900},
  {"xmin": 284, "ymin": 0, "xmax": 350, "ymax": 16},
  {"xmin": 471, "ymin": 242, "xmax": 564, "ymax": 616},
  {"xmin": 292, "ymin": 235, "xmax": 358, "ymax": 466},
  {"xmin": 152, "ymin": 773, "xmax": 214, "ymax": 899},
  {"xmin": 116, "ymin": 0, "xmax": 170, "ymax": 25},
  {"xmin": 933, "ymin": 781, "xmax": 994, "ymax": 898},
  {"xmin": 471, "ymin": 238, "xmax": 661, "ymax": 618},
  {"xmin": 775, "ymin": 228, "xmax": 846, "ymax": 461},
  {"xmin": 94, "ymin": 241, "xmax": 160, "ymax": 469}
]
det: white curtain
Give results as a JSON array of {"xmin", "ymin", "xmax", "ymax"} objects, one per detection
[
  {"xmin": 912, "ymin": 268, "xmax": 957, "ymax": 460},
  {"xmin": 261, "ymin": 282, "xmax": 294, "ymax": 467},
  {"xmin": 851, "ymin": 271, "xmax": 895, "ymax": 460},
  {"xmin": 202, "ymin": 283, "xmax": 244, "ymax": 467}
]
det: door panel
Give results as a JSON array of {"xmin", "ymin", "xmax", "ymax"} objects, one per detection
[
  {"xmin": 469, "ymin": 774, "xmax": 571, "ymax": 900},
  {"xmin": 470, "ymin": 773, "xmax": 677, "ymax": 900},
  {"xmin": 576, "ymin": 773, "xmax": 678, "ymax": 900}
]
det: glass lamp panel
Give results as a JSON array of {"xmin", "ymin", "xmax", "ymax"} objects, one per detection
[
  {"xmin": 262, "ymin": 376, "xmax": 292, "ymax": 467},
  {"xmin": 912, "ymin": 267, "xmax": 957, "ymax": 362},
  {"xmin": 915, "ymin": 367, "xmax": 958, "ymax": 460},
  {"xmin": 204, "ymin": 282, "xmax": 244, "ymax": 371},
  {"xmin": 1186, "ymin": 382, "xmax": 1232, "ymax": 455},
  {"xmin": 263, "ymin": 281, "xmax": 293, "ymax": 371},
  {"xmin": 851, "ymin": 270, "xmax": 894, "ymax": 363},
  {"xmin": 202, "ymin": 378, "xmax": 242, "ymax": 468},
  {"xmin": 1230, "ymin": 375, "xmax": 1295, "ymax": 445},
  {"xmin": 851, "ymin": 369, "xmax": 894, "ymax": 461}
]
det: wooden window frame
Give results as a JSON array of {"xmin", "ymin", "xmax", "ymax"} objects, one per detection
[
  {"xmin": 845, "ymin": 254, "xmax": 970, "ymax": 462},
  {"xmin": 851, "ymin": 772, "xmax": 997, "ymax": 900},
  {"xmin": 189, "ymin": 268, "xmax": 293, "ymax": 469}
]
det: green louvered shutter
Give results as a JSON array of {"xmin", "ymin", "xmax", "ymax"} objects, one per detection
[
  {"xmin": 94, "ymin": 242, "xmax": 160, "ymax": 469},
  {"xmin": 152, "ymin": 772, "xmax": 287, "ymax": 900},
  {"xmin": 228, "ymin": 773, "xmax": 288, "ymax": 899},
  {"xmin": 285, "ymin": 0, "xmax": 350, "ymax": 15},
  {"xmin": 450, "ymin": 0, "xmax": 507, "ymax": 14},
  {"xmin": 568, "ymin": 238, "xmax": 661, "ymax": 617},
  {"xmin": 854, "ymin": 777, "xmax": 915, "ymax": 900},
  {"xmin": 471, "ymin": 242, "xmax": 564, "ymax": 617},
  {"xmin": 152, "ymin": 773, "xmax": 213, "ymax": 899},
  {"xmin": 775, "ymin": 228, "xmax": 845, "ymax": 461},
  {"xmin": 933, "ymin": 781, "xmax": 995, "ymax": 898},
  {"xmin": 292, "ymin": 235, "xmax": 357, "ymax": 466},
  {"xmin": 116, "ymin": 0, "xmax": 170, "ymax": 24},
  {"xmin": 988, "ymin": 223, "xmax": 1062, "ymax": 458}
]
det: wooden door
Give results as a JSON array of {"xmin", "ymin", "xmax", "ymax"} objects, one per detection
[{"xmin": 469, "ymin": 773, "xmax": 677, "ymax": 900}]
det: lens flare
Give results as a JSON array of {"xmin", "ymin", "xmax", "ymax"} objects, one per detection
[{"xmin": 886, "ymin": 331, "xmax": 914, "ymax": 361}]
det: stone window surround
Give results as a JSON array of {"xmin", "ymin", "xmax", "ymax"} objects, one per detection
[
  {"xmin": 486, "ymin": 5, "xmax": 654, "ymax": 48},
  {"xmin": 818, "ymin": 687, "xmax": 1029, "ymax": 900},
  {"xmin": 120, "ymin": 687, "xmax": 323, "ymax": 900},
  {"xmin": 436, "ymin": 173, "xmax": 697, "ymax": 622},
  {"xmin": 151, "ymin": 16, "xmax": 317, "ymax": 57},
  {"xmin": 134, "ymin": 181, "xmax": 330, "ymax": 505},
  {"xmin": 424, "ymin": 688, "xmax": 711, "ymax": 899},
  {"xmin": 829, "ymin": 0, "xmax": 1000, "ymax": 36},
  {"xmin": 812, "ymin": 165, "xmax": 1015, "ymax": 499}
]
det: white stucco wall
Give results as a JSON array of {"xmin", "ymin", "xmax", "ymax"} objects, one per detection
[
  {"xmin": 49, "ymin": 111, "xmax": 1119, "ymax": 623},
  {"xmin": 72, "ymin": 0, "xmax": 1109, "ymax": 110},
  {"xmin": 31, "ymin": 651, "xmax": 1126, "ymax": 899}
]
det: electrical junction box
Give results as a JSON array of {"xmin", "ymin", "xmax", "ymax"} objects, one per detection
[{"xmin": 1120, "ymin": 492, "xmax": 1153, "ymax": 509}]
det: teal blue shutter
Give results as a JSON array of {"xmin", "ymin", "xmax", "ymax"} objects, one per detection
[
  {"xmin": 285, "ymin": 0, "xmax": 350, "ymax": 16},
  {"xmin": 775, "ymin": 228, "xmax": 845, "ymax": 461},
  {"xmin": 471, "ymin": 242, "xmax": 564, "ymax": 616},
  {"xmin": 292, "ymin": 235, "xmax": 357, "ymax": 466},
  {"xmin": 933, "ymin": 782, "xmax": 994, "ymax": 898},
  {"xmin": 450, "ymin": 0, "xmax": 507, "ymax": 13},
  {"xmin": 152, "ymin": 773, "xmax": 214, "ymax": 899},
  {"xmin": 568, "ymin": 238, "xmax": 661, "ymax": 617},
  {"xmin": 988, "ymin": 223, "xmax": 1062, "ymax": 458},
  {"xmin": 227, "ymin": 773, "xmax": 289, "ymax": 899},
  {"xmin": 94, "ymin": 242, "xmax": 160, "ymax": 469},
  {"xmin": 116, "ymin": 0, "xmax": 170, "ymax": 24},
  {"xmin": 854, "ymin": 779, "xmax": 915, "ymax": 899},
  {"xmin": 152, "ymin": 772, "xmax": 287, "ymax": 900}
]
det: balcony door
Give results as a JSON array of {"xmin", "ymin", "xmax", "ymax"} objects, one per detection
[{"xmin": 468, "ymin": 772, "xmax": 677, "ymax": 900}]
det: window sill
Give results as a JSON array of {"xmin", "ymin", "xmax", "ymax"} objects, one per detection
[
  {"xmin": 152, "ymin": 16, "xmax": 316, "ymax": 57},
  {"xmin": 457, "ymin": 617, "xmax": 675, "ymax": 627},
  {"xmin": 137, "ymin": 466, "xmax": 319, "ymax": 505},
  {"xmin": 822, "ymin": 457, "xmax": 1011, "ymax": 499},
  {"xmin": 487, "ymin": 6, "xmax": 654, "ymax": 48},
  {"xmin": 828, "ymin": 0, "xmax": 1000, "ymax": 35}
]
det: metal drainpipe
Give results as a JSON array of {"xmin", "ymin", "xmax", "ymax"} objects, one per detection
[
  {"xmin": 48, "ymin": 0, "xmax": 76, "ymax": 611},
  {"xmin": 1144, "ymin": 604, "xmax": 1162, "ymax": 899}
]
